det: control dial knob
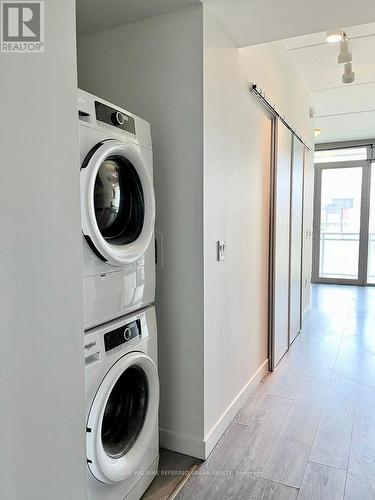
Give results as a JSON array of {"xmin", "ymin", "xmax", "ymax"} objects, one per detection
[
  {"xmin": 124, "ymin": 328, "xmax": 132, "ymax": 341},
  {"xmin": 111, "ymin": 111, "xmax": 125, "ymax": 126}
]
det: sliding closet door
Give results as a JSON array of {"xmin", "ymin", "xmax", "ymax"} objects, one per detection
[
  {"xmin": 272, "ymin": 119, "xmax": 292, "ymax": 367},
  {"xmin": 289, "ymin": 137, "xmax": 305, "ymax": 344}
]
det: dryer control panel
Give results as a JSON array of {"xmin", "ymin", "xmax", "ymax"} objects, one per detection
[
  {"xmin": 95, "ymin": 101, "xmax": 136, "ymax": 134},
  {"xmin": 104, "ymin": 320, "xmax": 142, "ymax": 352}
]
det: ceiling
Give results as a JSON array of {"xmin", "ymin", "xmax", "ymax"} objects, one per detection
[
  {"xmin": 284, "ymin": 23, "xmax": 375, "ymax": 143},
  {"xmin": 77, "ymin": 0, "xmax": 201, "ymax": 36},
  {"xmin": 203, "ymin": 0, "xmax": 375, "ymax": 47},
  {"xmin": 77, "ymin": 0, "xmax": 375, "ymax": 42}
]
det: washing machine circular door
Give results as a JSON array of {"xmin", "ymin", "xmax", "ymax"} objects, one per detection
[
  {"xmin": 86, "ymin": 352, "xmax": 159, "ymax": 484},
  {"xmin": 80, "ymin": 139, "xmax": 155, "ymax": 266}
]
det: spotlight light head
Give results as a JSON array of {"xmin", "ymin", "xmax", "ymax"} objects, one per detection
[
  {"xmin": 342, "ymin": 62, "xmax": 355, "ymax": 84},
  {"xmin": 326, "ymin": 29, "xmax": 343, "ymax": 43}
]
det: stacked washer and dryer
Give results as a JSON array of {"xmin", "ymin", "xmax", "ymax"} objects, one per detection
[{"xmin": 78, "ymin": 89, "xmax": 159, "ymax": 500}]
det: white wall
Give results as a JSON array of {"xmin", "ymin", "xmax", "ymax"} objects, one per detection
[
  {"xmin": 203, "ymin": 10, "xmax": 271, "ymax": 446},
  {"xmin": 0, "ymin": 1, "xmax": 87, "ymax": 499},
  {"xmin": 77, "ymin": 6, "xmax": 205, "ymax": 457},
  {"xmin": 202, "ymin": 9, "xmax": 314, "ymax": 448}
]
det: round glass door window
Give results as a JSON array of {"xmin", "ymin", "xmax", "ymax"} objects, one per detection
[
  {"xmin": 94, "ymin": 156, "xmax": 145, "ymax": 246},
  {"xmin": 101, "ymin": 366, "xmax": 149, "ymax": 458}
]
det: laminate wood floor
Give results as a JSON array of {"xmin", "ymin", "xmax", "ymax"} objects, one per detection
[{"xmin": 143, "ymin": 285, "xmax": 375, "ymax": 499}]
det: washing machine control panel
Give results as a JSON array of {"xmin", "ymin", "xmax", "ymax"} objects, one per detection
[
  {"xmin": 95, "ymin": 101, "xmax": 136, "ymax": 134},
  {"xmin": 104, "ymin": 319, "xmax": 141, "ymax": 352}
]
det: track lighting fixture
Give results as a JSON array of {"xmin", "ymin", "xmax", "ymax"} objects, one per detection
[{"xmin": 330, "ymin": 29, "xmax": 355, "ymax": 83}]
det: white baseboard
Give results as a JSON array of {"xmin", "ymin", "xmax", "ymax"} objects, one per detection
[
  {"xmin": 203, "ymin": 359, "xmax": 269, "ymax": 459},
  {"xmin": 159, "ymin": 427, "xmax": 206, "ymax": 460}
]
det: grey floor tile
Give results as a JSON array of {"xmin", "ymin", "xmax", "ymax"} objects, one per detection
[
  {"xmin": 293, "ymin": 376, "xmax": 330, "ymax": 409},
  {"xmin": 267, "ymin": 366, "xmax": 305, "ymax": 399},
  {"xmin": 231, "ymin": 395, "xmax": 293, "ymax": 474},
  {"xmin": 297, "ymin": 462, "xmax": 346, "ymax": 500},
  {"xmin": 344, "ymin": 413, "xmax": 375, "ymax": 500},
  {"xmin": 324, "ymin": 372, "xmax": 358, "ymax": 413},
  {"xmin": 335, "ymin": 351, "xmax": 375, "ymax": 385},
  {"xmin": 261, "ymin": 403, "xmax": 321, "ymax": 487},
  {"xmin": 355, "ymin": 383, "xmax": 375, "ymax": 417},
  {"xmin": 340, "ymin": 336, "xmax": 375, "ymax": 356},
  {"xmin": 309, "ymin": 407, "xmax": 354, "ymax": 469}
]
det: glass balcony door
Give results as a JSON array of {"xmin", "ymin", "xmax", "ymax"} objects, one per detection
[{"xmin": 312, "ymin": 160, "xmax": 371, "ymax": 285}]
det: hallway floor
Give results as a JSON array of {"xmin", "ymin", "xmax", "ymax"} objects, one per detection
[{"xmin": 167, "ymin": 284, "xmax": 375, "ymax": 499}]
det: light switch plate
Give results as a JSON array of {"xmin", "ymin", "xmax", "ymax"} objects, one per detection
[{"xmin": 217, "ymin": 240, "xmax": 227, "ymax": 261}]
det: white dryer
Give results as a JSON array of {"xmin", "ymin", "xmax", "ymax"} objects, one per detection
[
  {"xmin": 78, "ymin": 90, "xmax": 156, "ymax": 329},
  {"xmin": 84, "ymin": 306, "xmax": 159, "ymax": 500}
]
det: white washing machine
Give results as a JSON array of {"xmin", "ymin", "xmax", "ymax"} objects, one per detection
[
  {"xmin": 84, "ymin": 306, "xmax": 159, "ymax": 500},
  {"xmin": 78, "ymin": 89, "xmax": 156, "ymax": 330}
]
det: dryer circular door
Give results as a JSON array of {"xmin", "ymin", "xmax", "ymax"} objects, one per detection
[
  {"xmin": 86, "ymin": 352, "xmax": 159, "ymax": 484},
  {"xmin": 81, "ymin": 140, "xmax": 155, "ymax": 266}
]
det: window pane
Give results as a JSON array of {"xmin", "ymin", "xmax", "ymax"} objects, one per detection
[
  {"xmin": 319, "ymin": 167, "xmax": 362, "ymax": 280},
  {"xmin": 315, "ymin": 147, "xmax": 367, "ymax": 164}
]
